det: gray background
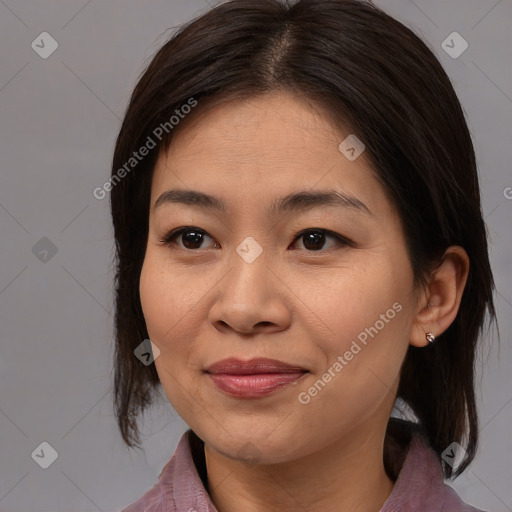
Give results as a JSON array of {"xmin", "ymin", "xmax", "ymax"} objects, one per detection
[{"xmin": 0, "ymin": 0, "xmax": 510, "ymax": 510}]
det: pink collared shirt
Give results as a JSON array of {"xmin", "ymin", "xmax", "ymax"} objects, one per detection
[{"xmin": 120, "ymin": 429, "xmax": 486, "ymax": 512}]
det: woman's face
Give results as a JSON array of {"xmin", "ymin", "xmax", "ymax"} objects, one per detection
[{"xmin": 139, "ymin": 90, "xmax": 420, "ymax": 463}]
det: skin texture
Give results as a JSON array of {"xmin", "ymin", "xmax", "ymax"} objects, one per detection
[{"xmin": 139, "ymin": 90, "xmax": 469, "ymax": 512}]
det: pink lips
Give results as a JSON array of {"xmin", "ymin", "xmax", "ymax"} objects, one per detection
[{"xmin": 205, "ymin": 357, "xmax": 308, "ymax": 398}]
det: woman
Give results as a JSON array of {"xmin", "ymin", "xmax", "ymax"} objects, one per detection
[{"xmin": 111, "ymin": 1, "xmax": 496, "ymax": 510}]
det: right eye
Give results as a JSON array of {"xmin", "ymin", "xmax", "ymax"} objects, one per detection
[{"xmin": 157, "ymin": 227, "xmax": 219, "ymax": 250}]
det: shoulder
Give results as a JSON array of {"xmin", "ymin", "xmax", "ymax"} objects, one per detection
[
  {"xmin": 381, "ymin": 421, "xmax": 488, "ymax": 512},
  {"xmin": 118, "ymin": 452, "xmax": 176, "ymax": 512},
  {"xmin": 119, "ymin": 430, "xmax": 214, "ymax": 512}
]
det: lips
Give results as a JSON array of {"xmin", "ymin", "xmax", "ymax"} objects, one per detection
[
  {"xmin": 205, "ymin": 357, "xmax": 309, "ymax": 398},
  {"xmin": 205, "ymin": 357, "xmax": 307, "ymax": 374}
]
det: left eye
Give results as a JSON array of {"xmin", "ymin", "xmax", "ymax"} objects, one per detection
[
  {"xmin": 158, "ymin": 227, "xmax": 217, "ymax": 250},
  {"xmin": 291, "ymin": 228, "xmax": 350, "ymax": 251},
  {"xmin": 158, "ymin": 227, "xmax": 352, "ymax": 252}
]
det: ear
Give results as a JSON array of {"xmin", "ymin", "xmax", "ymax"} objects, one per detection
[{"xmin": 410, "ymin": 246, "xmax": 470, "ymax": 347}]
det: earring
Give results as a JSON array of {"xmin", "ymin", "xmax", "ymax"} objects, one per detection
[{"xmin": 426, "ymin": 332, "xmax": 436, "ymax": 344}]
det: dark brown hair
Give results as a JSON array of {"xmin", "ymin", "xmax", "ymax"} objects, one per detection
[{"xmin": 110, "ymin": 0, "xmax": 496, "ymax": 479}]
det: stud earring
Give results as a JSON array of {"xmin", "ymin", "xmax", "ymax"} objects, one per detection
[{"xmin": 426, "ymin": 332, "xmax": 436, "ymax": 344}]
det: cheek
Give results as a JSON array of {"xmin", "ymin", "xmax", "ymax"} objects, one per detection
[
  {"xmin": 139, "ymin": 252, "xmax": 206, "ymax": 411},
  {"xmin": 139, "ymin": 251, "xmax": 199, "ymax": 355},
  {"xmin": 297, "ymin": 252, "xmax": 415, "ymax": 405},
  {"xmin": 299, "ymin": 257, "xmax": 413, "ymax": 348},
  {"xmin": 139, "ymin": 248, "xmax": 224, "ymax": 379}
]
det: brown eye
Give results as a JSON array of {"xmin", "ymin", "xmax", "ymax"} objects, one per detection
[
  {"xmin": 291, "ymin": 229, "xmax": 353, "ymax": 252},
  {"xmin": 158, "ymin": 227, "xmax": 353, "ymax": 252},
  {"xmin": 179, "ymin": 230, "xmax": 206, "ymax": 249},
  {"xmin": 158, "ymin": 227, "xmax": 217, "ymax": 250},
  {"xmin": 300, "ymin": 231, "xmax": 328, "ymax": 251}
]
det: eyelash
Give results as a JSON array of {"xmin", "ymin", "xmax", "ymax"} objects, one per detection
[{"xmin": 157, "ymin": 226, "xmax": 355, "ymax": 252}]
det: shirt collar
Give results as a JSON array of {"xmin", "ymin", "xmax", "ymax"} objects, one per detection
[{"xmin": 156, "ymin": 427, "xmax": 456, "ymax": 512}]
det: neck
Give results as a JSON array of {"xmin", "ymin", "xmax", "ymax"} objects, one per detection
[{"xmin": 204, "ymin": 423, "xmax": 396, "ymax": 512}]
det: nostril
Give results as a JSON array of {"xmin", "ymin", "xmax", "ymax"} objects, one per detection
[{"xmin": 257, "ymin": 321, "xmax": 273, "ymax": 327}]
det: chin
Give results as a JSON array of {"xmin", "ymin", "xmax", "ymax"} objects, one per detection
[{"xmin": 201, "ymin": 425, "xmax": 305, "ymax": 465}]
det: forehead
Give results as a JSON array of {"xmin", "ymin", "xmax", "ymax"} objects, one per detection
[
  {"xmin": 149, "ymin": 91, "xmax": 388, "ymax": 218},
  {"xmin": 163, "ymin": 91, "xmax": 348, "ymax": 160}
]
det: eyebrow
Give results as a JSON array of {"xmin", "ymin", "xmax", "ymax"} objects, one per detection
[{"xmin": 154, "ymin": 188, "xmax": 371, "ymax": 215}]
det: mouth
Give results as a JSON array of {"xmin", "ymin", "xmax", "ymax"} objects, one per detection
[
  {"xmin": 205, "ymin": 357, "xmax": 308, "ymax": 374},
  {"xmin": 205, "ymin": 357, "xmax": 309, "ymax": 398}
]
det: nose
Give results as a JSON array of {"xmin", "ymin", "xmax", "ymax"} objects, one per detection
[{"xmin": 208, "ymin": 251, "xmax": 292, "ymax": 336}]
